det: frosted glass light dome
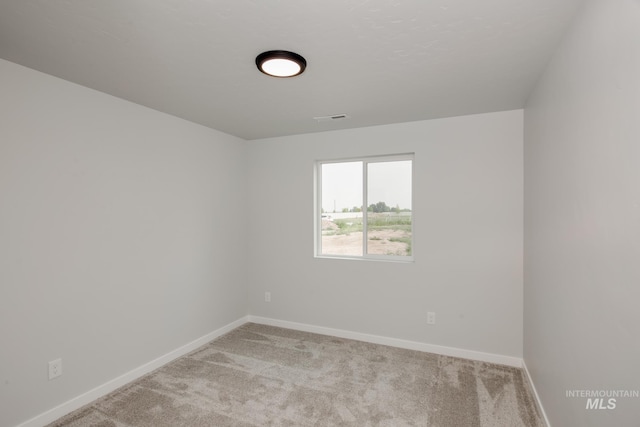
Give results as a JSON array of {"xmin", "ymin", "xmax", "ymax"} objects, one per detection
[{"xmin": 256, "ymin": 51, "xmax": 306, "ymax": 78}]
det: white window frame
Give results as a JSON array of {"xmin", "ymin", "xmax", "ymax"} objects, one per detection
[{"xmin": 315, "ymin": 153, "xmax": 414, "ymax": 262}]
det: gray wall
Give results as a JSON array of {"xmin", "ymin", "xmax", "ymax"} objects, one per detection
[
  {"xmin": 247, "ymin": 110, "xmax": 524, "ymax": 358},
  {"xmin": 524, "ymin": 1, "xmax": 640, "ymax": 425},
  {"xmin": 0, "ymin": 59, "xmax": 248, "ymax": 427}
]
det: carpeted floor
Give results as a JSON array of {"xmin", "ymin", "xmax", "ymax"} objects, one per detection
[{"xmin": 47, "ymin": 323, "xmax": 544, "ymax": 426}]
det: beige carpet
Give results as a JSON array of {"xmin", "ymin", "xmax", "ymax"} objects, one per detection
[{"xmin": 48, "ymin": 323, "xmax": 544, "ymax": 426}]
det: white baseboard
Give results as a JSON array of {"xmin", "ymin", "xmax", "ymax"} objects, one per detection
[
  {"xmin": 522, "ymin": 360, "xmax": 551, "ymax": 427},
  {"xmin": 248, "ymin": 315, "xmax": 523, "ymax": 368},
  {"xmin": 17, "ymin": 315, "xmax": 249, "ymax": 427}
]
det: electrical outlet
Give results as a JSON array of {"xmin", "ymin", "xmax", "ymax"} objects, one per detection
[
  {"xmin": 427, "ymin": 312, "xmax": 436, "ymax": 325},
  {"xmin": 265, "ymin": 291, "xmax": 271, "ymax": 303},
  {"xmin": 48, "ymin": 359, "xmax": 62, "ymax": 380}
]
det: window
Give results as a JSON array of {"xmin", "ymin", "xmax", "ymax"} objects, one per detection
[{"xmin": 316, "ymin": 154, "xmax": 413, "ymax": 261}]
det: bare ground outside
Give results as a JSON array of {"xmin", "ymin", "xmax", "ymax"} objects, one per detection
[{"xmin": 321, "ymin": 229, "xmax": 411, "ymax": 256}]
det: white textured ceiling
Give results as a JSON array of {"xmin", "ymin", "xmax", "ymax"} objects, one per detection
[{"xmin": 0, "ymin": 0, "xmax": 584, "ymax": 140}]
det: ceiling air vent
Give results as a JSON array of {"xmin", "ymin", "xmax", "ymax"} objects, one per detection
[{"xmin": 313, "ymin": 114, "xmax": 351, "ymax": 122}]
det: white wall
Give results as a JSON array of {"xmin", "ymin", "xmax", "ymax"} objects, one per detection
[
  {"xmin": 524, "ymin": 1, "xmax": 640, "ymax": 425},
  {"xmin": 247, "ymin": 110, "xmax": 524, "ymax": 359},
  {"xmin": 0, "ymin": 59, "xmax": 248, "ymax": 427}
]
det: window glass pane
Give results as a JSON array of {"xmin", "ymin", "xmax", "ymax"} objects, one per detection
[
  {"xmin": 320, "ymin": 161, "xmax": 363, "ymax": 256},
  {"xmin": 366, "ymin": 160, "xmax": 412, "ymax": 256}
]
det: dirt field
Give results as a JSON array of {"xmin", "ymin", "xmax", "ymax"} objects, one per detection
[{"xmin": 321, "ymin": 229, "xmax": 410, "ymax": 256}]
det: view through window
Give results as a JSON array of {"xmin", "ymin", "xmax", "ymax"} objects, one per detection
[{"xmin": 317, "ymin": 154, "xmax": 413, "ymax": 260}]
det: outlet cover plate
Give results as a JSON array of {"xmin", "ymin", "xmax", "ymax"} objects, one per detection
[
  {"xmin": 48, "ymin": 358, "xmax": 62, "ymax": 380},
  {"xmin": 427, "ymin": 312, "xmax": 436, "ymax": 325}
]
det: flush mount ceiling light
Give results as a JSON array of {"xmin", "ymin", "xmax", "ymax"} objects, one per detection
[{"xmin": 256, "ymin": 50, "xmax": 307, "ymax": 78}]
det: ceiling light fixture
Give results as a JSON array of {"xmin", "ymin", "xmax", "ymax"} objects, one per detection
[{"xmin": 256, "ymin": 50, "xmax": 307, "ymax": 78}]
